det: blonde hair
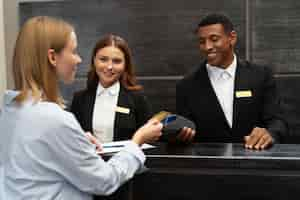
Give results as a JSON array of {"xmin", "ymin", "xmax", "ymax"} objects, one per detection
[{"xmin": 13, "ymin": 16, "xmax": 74, "ymax": 107}]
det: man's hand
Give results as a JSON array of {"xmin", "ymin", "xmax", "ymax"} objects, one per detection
[
  {"xmin": 244, "ymin": 127, "xmax": 274, "ymax": 150},
  {"xmin": 176, "ymin": 127, "xmax": 196, "ymax": 143}
]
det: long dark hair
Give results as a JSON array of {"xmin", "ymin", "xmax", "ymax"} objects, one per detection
[{"xmin": 87, "ymin": 34, "xmax": 142, "ymax": 91}]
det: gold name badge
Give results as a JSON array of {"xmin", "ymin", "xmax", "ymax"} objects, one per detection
[
  {"xmin": 115, "ymin": 106, "xmax": 130, "ymax": 114},
  {"xmin": 235, "ymin": 90, "xmax": 252, "ymax": 98}
]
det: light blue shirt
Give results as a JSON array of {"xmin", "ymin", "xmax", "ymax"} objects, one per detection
[{"xmin": 0, "ymin": 90, "xmax": 145, "ymax": 200}]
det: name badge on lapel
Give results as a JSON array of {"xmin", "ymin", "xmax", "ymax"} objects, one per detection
[
  {"xmin": 235, "ymin": 90, "xmax": 252, "ymax": 98},
  {"xmin": 115, "ymin": 106, "xmax": 130, "ymax": 114}
]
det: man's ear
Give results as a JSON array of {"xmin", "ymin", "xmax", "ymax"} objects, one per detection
[
  {"xmin": 48, "ymin": 49, "xmax": 57, "ymax": 67},
  {"xmin": 229, "ymin": 30, "xmax": 237, "ymax": 46}
]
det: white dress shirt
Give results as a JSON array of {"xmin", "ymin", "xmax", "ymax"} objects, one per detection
[
  {"xmin": 0, "ymin": 90, "xmax": 145, "ymax": 200},
  {"xmin": 206, "ymin": 55, "xmax": 237, "ymax": 127},
  {"xmin": 93, "ymin": 81, "xmax": 120, "ymax": 143}
]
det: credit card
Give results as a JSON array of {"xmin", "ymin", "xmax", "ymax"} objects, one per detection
[
  {"xmin": 151, "ymin": 111, "xmax": 171, "ymax": 122},
  {"xmin": 162, "ymin": 114, "xmax": 177, "ymax": 125}
]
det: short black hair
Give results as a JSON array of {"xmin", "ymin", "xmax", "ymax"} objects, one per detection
[{"xmin": 197, "ymin": 13, "xmax": 234, "ymax": 34}]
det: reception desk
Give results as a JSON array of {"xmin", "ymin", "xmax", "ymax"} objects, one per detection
[{"xmin": 97, "ymin": 143, "xmax": 300, "ymax": 200}]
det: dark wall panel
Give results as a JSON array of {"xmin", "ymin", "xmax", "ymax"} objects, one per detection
[
  {"xmin": 140, "ymin": 79, "xmax": 177, "ymax": 113},
  {"xmin": 251, "ymin": 0, "xmax": 300, "ymax": 73},
  {"xmin": 276, "ymin": 76, "xmax": 300, "ymax": 143},
  {"xmin": 20, "ymin": 0, "xmax": 246, "ymax": 77},
  {"xmin": 59, "ymin": 78, "xmax": 86, "ymax": 106}
]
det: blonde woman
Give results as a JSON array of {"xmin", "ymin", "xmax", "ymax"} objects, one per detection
[{"xmin": 0, "ymin": 16, "xmax": 162, "ymax": 200}]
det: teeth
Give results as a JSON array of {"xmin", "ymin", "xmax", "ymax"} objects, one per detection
[{"xmin": 207, "ymin": 53, "xmax": 216, "ymax": 58}]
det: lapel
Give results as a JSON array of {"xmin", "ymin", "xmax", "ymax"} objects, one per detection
[
  {"xmin": 232, "ymin": 59, "xmax": 252, "ymax": 131},
  {"xmin": 86, "ymin": 88, "xmax": 97, "ymax": 132},
  {"xmin": 113, "ymin": 86, "xmax": 129, "ymax": 140},
  {"xmin": 88, "ymin": 85, "xmax": 130, "ymax": 139},
  {"xmin": 196, "ymin": 62, "xmax": 231, "ymax": 131}
]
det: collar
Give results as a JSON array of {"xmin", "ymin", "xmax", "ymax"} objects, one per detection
[
  {"xmin": 96, "ymin": 81, "xmax": 120, "ymax": 96},
  {"xmin": 2, "ymin": 90, "xmax": 43, "ymax": 107},
  {"xmin": 206, "ymin": 54, "xmax": 237, "ymax": 81},
  {"xmin": 3, "ymin": 90, "xmax": 20, "ymax": 106}
]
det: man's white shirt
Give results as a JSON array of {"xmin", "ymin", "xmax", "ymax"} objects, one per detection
[{"xmin": 206, "ymin": 54, "xmax": 237, "ymax": 128}]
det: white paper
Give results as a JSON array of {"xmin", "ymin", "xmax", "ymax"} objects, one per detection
[{"xmin": 97, "ymin": 140, "xmax": 155, "ymax": 154}]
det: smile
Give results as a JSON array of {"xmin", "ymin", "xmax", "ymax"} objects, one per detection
[
  {"xmin": 104, "ymin": 71, "xmax": 116, "ymax": 77},
  {"xmin": 207, "ymin": 53, "xmax": 217, "ymax": 59}
]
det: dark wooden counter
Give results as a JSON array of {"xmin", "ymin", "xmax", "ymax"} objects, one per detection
[
  {"xmin": 95, "ymin": 143, "xmax": 300, "ymax": 200},
  {"xmin": 131, "ymin": 142, "xmax": 300, "ymax": 200}
]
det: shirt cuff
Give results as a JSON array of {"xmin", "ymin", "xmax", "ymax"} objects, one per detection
[{"xmin": 123, "ymin": 141, "xmax": 146, "ymax": 164}]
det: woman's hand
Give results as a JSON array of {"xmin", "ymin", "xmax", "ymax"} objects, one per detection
[
  {"xmin": 86, "ymin": 132, "xmax": 103, "ymax": 152},
  {"xmin": 132, "ymin": 119, "xmax": 163, "ymax": 146}
]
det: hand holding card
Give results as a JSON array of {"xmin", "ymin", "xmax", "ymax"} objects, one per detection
[
  {"xmin": 151, "ymin": 111, "xmax": 196, "ymax": 141},
  {"xmin": 151, "ymin": 111, "xmax": 171, "ymax": 122}
]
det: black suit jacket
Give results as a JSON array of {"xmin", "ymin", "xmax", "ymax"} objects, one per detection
[
  {"xmin": 176, "ymin": 59, "xmax": 287, "ymax": 143},
  {"xmin": 70, "ymin": 85, "xmax": 151, "ymax": 141}
]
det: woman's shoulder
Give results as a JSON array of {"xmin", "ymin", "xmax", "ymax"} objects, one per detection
[
  {"xmin": 72, "ymin": 88, "xmax": 92, "ymax": 99},
  {"xmin": 32, "ymin": 101, "xmax": 79, "ymax": 128},
  {"xmin": 123, "ymin": 88, "xmax": 149, "ymax": 105},
  {"xmin": 24, "ymin": 102, "xmax": 85, "ymax": 156},
  {"xmin": 122, "ymin": 87, "xmax": 146, "ymax": 98}
]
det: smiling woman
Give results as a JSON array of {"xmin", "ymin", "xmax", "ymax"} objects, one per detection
[
  {"xmin": 94, "ymin": 45, "xmax": 125, "ymax": 88},
  {"xmin": 0, "ymin": 16, "xmax": 162, "ymax": 200},
  {"xmin": 70, "ymin": 34, "xmax": 153, "ymax": 143}
]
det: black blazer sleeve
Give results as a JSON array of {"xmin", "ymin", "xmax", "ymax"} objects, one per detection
[
  {"xmin": 176, "ymin": 74, "xmax": 196, "ymax": 123},
  {"xmin": 131, "ymin": 91, "xmax": 152, "ymax": 128},
  {"xmin": 114, "ymin": 89, "xmax": 152, "ymax": 140},
  {"xmin": 176, "ymin": 61, "xmax": 288, "ymax": 143},
  {"xmin": 69, "ymin": 88, "xmax": 152, "ymax": 141},
  {"xmin": 70, "ymin": 92, "xmax": 82, "ymax": 126},
  {"xmin": 69, "ymin": 90, "xmax": 94, "ymax": 133},
  {"xmin": 260, "ymin": 66, "xmax": 288, "ymax": 142}
]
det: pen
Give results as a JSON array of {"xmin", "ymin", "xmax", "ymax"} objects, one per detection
[{"xmin": 102, "ymin": 145, "xmax": 125, "ymax": 148}]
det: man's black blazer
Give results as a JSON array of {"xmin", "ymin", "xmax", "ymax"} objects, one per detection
[
  {"xmin": 176, "ymin": 59, "xmax": 287, "ymax": 143},
  {"xmin": 70, "ymin": 85, "xmax": 151, "ymax": 141}
]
